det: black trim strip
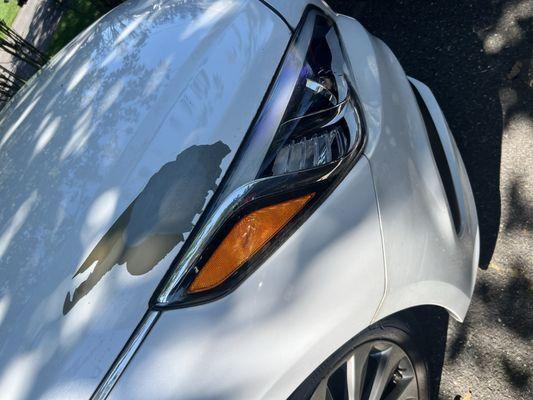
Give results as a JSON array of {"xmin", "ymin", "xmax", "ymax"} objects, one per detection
[
  {"xmin": 411, "ymin": 83, "xmax": 461, "ymax": 232},
  {"xmin": 91, "ymin": 311, "xmax": 160, "ymax": 399}
]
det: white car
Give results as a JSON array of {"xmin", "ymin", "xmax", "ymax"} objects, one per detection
[{"xmin": 0, "ymin": 1, "xmax": 479, "ymax": 399}]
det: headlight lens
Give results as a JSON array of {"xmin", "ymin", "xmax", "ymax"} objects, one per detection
[
  {"xmin": 152, "ymin": 8, "xmax": 364, "ymax": 308},
  {"xmin": 258, "ymin": 10, "xmax": 360, "ymax": 178},
  {"xmin": 188, "ymin": 194, "xmax": 314, "ymax": 294}
]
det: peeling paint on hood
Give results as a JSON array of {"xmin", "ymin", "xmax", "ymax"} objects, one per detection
[{"xmin": 63, "ymin": 142, "xmax": 230, "ymax": 315}]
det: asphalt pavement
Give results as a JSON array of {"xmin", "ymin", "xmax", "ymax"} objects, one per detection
[{"xmin": 327, "ymin": 0, "xmax": 532, "ymax": 398}]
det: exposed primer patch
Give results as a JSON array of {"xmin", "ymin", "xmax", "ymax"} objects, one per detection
[{"xmin": 63, "ymin": 141, "xmax": 230, "ymax": 314}]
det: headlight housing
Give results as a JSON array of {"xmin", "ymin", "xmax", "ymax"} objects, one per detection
[{"xmin": 152, "ymin": 8, "xmax": 365, "ymax": 309}]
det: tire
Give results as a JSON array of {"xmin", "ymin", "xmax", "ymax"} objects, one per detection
[{"xmin": 289, "ymin": 314, "xmax": 431, "ymax": 400}]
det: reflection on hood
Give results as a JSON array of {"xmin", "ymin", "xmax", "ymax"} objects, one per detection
[{"xmin": 63, "ymin": 141, "xmax": 230, "ymax": 314}]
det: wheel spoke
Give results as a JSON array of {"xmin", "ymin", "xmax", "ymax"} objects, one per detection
[
  {"xmin": 310, "ymin": 379, "xmax": 329, "ymax": 400},
  {"xmin": 399, "ymin": 376, "xmax": 419, "ymax": 400},
  {"xmin": 347, "ymin": 343, "xmax": 371, "ymax": 400},
  {"xmin": 367, "ymin": 345, "xmax": 404, "ymax": 400},
  {"xmin": 309, "ymin": 340, "xmax": 418, "ymax": 400},
  {"xmin": 347, "ymin": 354, "xmax": 357, "ymax": 400}
]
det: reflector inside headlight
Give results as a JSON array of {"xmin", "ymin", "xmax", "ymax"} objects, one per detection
[
  {"xmin": 257, "ymin": 10, "xmax": 360, "ymax": 178},
  {"xmin": 271, "ymin": 127, "xmax": 346, "ymax": 175}
]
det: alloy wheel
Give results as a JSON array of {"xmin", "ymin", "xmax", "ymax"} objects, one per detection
[{"xmin": 310, "ymin": 340, "xmax": 419, "ymax": 400}]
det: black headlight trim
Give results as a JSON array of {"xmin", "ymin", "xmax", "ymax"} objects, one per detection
[{"xmin": 151, "ymin": 6, "xmax": 366, "ymax": 310}]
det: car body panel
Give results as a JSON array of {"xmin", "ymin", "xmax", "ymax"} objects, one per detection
[
  {"xmin": 109, "ymin": 157, "xmax": 385, "ymax": 400},
  {"xmin": 333, "ymin": 14, "xmax": 478, "ymax": 322},
  {"xmin": 110, "ymin": 10, "xmax": 479, "ymax": 400},
  {"xmin": 316, "ymin": 12, "xmax": 478, "ymax": 321},
  {"xmin": 0, "ymin": 1, "xmax": 289, "ymax": 398},
  {"xmin": 356, "ymin": 35, "xmax": 479, "ymax": 322},
  {"xmin": 382, "ymin": 76, "xmax": 480, "ymax": 321}
]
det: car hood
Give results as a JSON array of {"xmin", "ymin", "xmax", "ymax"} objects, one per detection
[{"xmin": 0, "ymin": 0, "xmax": 289, "ymax": 398}]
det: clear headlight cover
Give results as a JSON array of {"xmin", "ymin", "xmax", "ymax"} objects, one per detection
[
  {"xmin": 211, "ymin": 8, "xmax": 363, "ymax": 203},
  {"xmin": 258, "ymin": 11, "xmax": 361, "ymax": 178},
  {"xmin": 153, "ymin": 8, "xmax": 364, "ymax": 308}
]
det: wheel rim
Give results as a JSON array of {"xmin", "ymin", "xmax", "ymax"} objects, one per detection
[{"xmin": 310, "ymin": 340, "xmax": 419, "ymax": 400}]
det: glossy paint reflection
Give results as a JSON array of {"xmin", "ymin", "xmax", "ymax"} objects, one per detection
[
  {"xmin": 0, "ymin": 0, "xmax": 289, "ymax": 398},
  {"xmin": 64, "ymin": 142, "xmax": 230, "ymax": 314}
]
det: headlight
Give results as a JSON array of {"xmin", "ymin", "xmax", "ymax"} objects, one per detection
[{"xmin": 152, "ymin": 8, "xmax": 364, "ymax": 309}]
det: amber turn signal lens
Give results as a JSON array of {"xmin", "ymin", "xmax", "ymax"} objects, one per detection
[{"xmin": 188, "ymin": 194, "xmax": 315, "ymax": 293}]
